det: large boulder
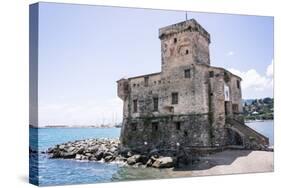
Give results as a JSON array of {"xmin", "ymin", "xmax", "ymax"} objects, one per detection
[
  {"xmin": 139, "ymin": 155, "xmax": 149, "ymax": 164},
  {"xmin": 75, "ymin": 154, "xmax": 82, "ymax": 160},
  {"xmin": 127, "ymin": 154, "xmax": 141, "ymax": 165},
  {"xmin": 109, "ymin": 146, "xmax": 117, "ymax": 154},
  {"xmin": 95, "ymin": 150, "xmax": 104, "ymax": 160},
  {"xmin": 99, "ymin": 144, "xmax": 108, "ymax": 152},
  {"xmin": 65, "ymin": 146, "xmax": 76, "ymax": 153},
  {"xmin": 89, "ymin": 156, "xmax": 97, "ymax": 161},
  {"xmin": 60, "ymin": 151, "xmax": 76, "ymax": 159},
  {"xmin": 103, "ymin": 152, "xmax": 113, "ymax": 158},
  {"xmin": 86, "ymin": 145, "xmax": 99, "ymax": 154},
  {"xmin": 146, "ymin": 159, "xmax": 153, "ymax": 167},
  {"xmin": 47, "ymin": 147, "xmax": 54, "ymax": 154},
  {"xmin": 104, "ymin": 155, "xmax": 114, "ymax": 162},
  {"xmin": 75, "ymin": 147, "xmax": 84, "ymax": 154},
  {"xmin": 58, "ymin": 144, "xmax": 65, "ymax": 150},
  {"xmin": 152, "ymin": 157, "xmax": 174, "ymax": 168},
  {"xmin": 115, "ymin": 156, "xmax": 127, "ymax": 162}
]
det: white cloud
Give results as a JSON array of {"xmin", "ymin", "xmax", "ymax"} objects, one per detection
[
  {"xmin": 266, "ymin": 59, "xmax": 273, "ymax": 77},
  {"xmin": 226, "ymin": 51, "xmax": 235, "ymax": 56},
  {"xmin": 228, "ymin": 61, "xmax": 273, "ymax": 99},
  {"xmin": 229, "ymin": 68, "xmax": 272, "ymax": 91}
]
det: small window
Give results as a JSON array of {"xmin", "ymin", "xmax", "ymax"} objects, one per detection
[
  {"xmin": 209, "ymin": 71, "xmax": 214, "ymax": 78},
  {"xmin": 232, "ymin": 104, "xmax": 239, "ymax": 113},
  {"xmin": 184, "ymin": 69, "xmax": 191, "ymax": 78},
  {"xmin": 172, "ymin": 92, "xmax": 178, "ymax": 104},
  {"xmin": 144, "ymin": 76, "xmax": 149, "ymax": 87},
  {"xmin": 236, "ymin": 80, "xmax": 240, "ymax": 89},
  {"xmin": 175, "ymin": 122, "xmax": 181, "ymax": 130},
  {"xmin": 185, "ymin": 49, "xmax": 189, "ymax": 55},
  {"xmin": 173, "ymin": 38, "xmax": 177, "ymax": 43},
  {"xmin": 184, "ymin": 130, "xmax": 188, "ymax": 137},
  {"xmin": 133, "ymin": 99, "xmax": 138, "ymax": 113},
  {"xmin": 133, "ymin": 83, "xmax": 136, "ymax": 87},
  {"xmin": 131, "ymin": 122, "xmax": 137, "ymax": 131},
  {"xmin": 152, "ymin": 122, "xmax": 159, "ymax": 131},
  {"xmin": 153, "ymin": 97, "xmax": 159, "ymax": 112}
]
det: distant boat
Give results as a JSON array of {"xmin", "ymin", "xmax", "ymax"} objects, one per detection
[{"xmin": 255, "ymin": 119, "xmax": 264, "ymax": 122}]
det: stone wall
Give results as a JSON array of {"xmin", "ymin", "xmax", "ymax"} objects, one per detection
[{"xmin": 120, "ymin": 114, "xmax": 211, "ymax": 152}]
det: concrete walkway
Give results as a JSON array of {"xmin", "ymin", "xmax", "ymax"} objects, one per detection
[{"xmin": 170, "ymin": 150, "xmax": 273, "ymax": 177}]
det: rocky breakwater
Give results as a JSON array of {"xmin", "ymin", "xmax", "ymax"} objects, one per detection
[{"xmin": 46, "ymin": 138, "xmax": 179, "ymax": 168}]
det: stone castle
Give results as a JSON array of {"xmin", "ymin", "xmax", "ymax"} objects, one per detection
[{"xmin": 117, "ymin": 19, "xmax": 268, "ymax": 153}]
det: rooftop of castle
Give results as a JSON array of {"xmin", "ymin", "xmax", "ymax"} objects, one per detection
[{"xmin": 159, "ymin": 19, "xmax": 211, "ymax": 43}]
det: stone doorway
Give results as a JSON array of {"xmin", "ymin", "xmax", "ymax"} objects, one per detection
[{"xmin": 227, "ymin": 128, "xmax": 244, "ymax": 146}]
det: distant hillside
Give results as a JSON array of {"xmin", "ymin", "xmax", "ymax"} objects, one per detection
[
  {"xmin": 243, "ymin": 97, "xmax": 274, "ymax": 121},
  {"xmin": 242, "ymin": 99, "xmax": 255, "ymax": 105}
]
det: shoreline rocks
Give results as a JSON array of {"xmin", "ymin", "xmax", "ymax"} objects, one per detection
[
  {"xmin": 46, "ymin": 138, "xmax": 179, "ymax": 168},
  {"xmin": 45, "ymin": 138, "xmax": 273, "ymax": 169}
]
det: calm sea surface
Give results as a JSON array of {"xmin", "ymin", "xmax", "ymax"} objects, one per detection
[{"xmin": 30, "ymin": 121, "xmax": 273, "ymax": 186}]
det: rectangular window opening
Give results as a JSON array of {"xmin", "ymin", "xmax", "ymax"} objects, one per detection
[
  {"xmin": 175, "ymin": 122, "xmax": 181, "ymax": 130},
  {"xmin": 133, "ymin": 99, "xmax": 138, "ymax": 113},
  {"xmin": 153, "ymin": 97, "xmax": 159, "ymax": 112},
  {"xmin": 144, "ymin": 76, "xmax": 149, "ymax": 87},
  {"xmin": 232, "ymin": 104, "xmax": 239, "ymax": 113},
  {"xmin": 184, "ymin": 69, "xmax": 191, "ymax": 78},
  {"xmin": 209, "ymin": 71, "xmax": 214, "ymax": 78},
  {"xmin": 131, "ymin": 122, "xmax": 137, "ymax": 131},
  {"xmin": 172, "ymin": 92, "xmax": 178, "ymax": 104},
  {"xmin": 236, "ymin": 80, "xmax": 240, "ymax": 89},
  {"xmin": 152, "ymin": 122, "xmax": 159, "ymax": 131}
]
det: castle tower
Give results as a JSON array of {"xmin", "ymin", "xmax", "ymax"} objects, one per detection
[
  {"xmin": 159, "ymin": 19, "xmax": 211, "ymax": 75},
  {"xmin": 117, "ymin": 18, "xmax": 268, "ymax": 153}
]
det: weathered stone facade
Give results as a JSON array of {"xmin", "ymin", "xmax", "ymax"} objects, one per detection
[{"xmin": 117, "ymin": 19, "xmax": 268, "ymax": 153}]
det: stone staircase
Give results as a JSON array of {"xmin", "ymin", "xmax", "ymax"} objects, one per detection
[{"xmin": 226, "ymin": 118, "xmax": 269, "ymax": 150}]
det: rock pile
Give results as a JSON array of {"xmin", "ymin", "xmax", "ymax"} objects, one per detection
[{"xmin": 46, "ymin": 138, "xmax": 176, "ymax": 168}]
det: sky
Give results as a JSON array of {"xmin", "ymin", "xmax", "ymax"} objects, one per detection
[{"xmin": 37, "ymin": 2, "xmax": 274, "ymax": 126}]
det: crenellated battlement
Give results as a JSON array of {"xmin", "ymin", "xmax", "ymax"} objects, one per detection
[{"xmin": 159, "ymin": 19, "xmax": 210, "ymax": 43}]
